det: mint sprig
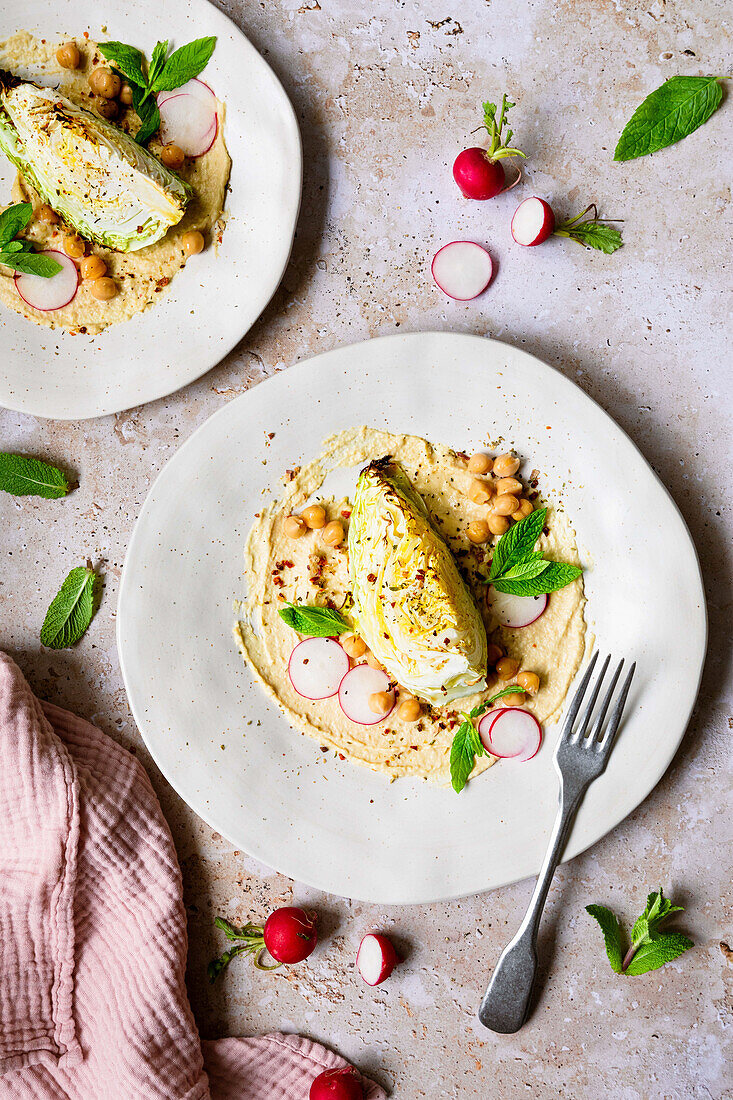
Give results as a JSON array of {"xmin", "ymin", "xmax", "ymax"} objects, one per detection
[
  {"xmin": 0, "ymin": 452, "xmax": 69, "ymax": 498},
  {"xmin": 587, "ymin": 889, "xmax": 693, "ymax": 976},
  {"xmin": 40, "ymin": 566, "xmax": 98, "ymax": 649},
  {"xmin": 614, "ymin": 76, "xmax": 723, "ymax": 161},
  {"xmin": 486, "ymin": 507, "xmax": 583, "ymax": 597},
  {"xmin": 278, "ymin": 602, "xmax": 349, "ymax": 637},
  {"xmin": 99, "ymin": 36, "xmax": 216, "ymax": 146},
  {"xmin": 449, "ymin": 686, "xmax": 529, "ymax": 793},
  {"xmin": 0, "ymin": 202, "xmax": 62, "ymax": 278},
  {"xmin": 554, "ymin": 205, "xmax": 623, "ymax": 254}
]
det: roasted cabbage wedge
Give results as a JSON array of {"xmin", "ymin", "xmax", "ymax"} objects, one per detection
[
  {"xmin": 0, "ymin": 74, "xmax": 190, "ymax": 251},
  {"xmin": 348, "ymin": 457, "xmax": 487, "ymax": 705}
]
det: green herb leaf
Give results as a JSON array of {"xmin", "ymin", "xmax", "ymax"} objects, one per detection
[
  {"xmin": 0, "ymin": 250, "xmax": 63, "ymax": 277},
  {"xmin": 481, "ymin": 94, "xmax": 526, "ymax": 160},
  {"xmin": 0, "ymin": 453, "xmax": 69, "ymax": 498},
  {"xmin": 624, "ymin": 933, "xmax": 694, "ymax": 976},
  {"xmin": 98, "ymin": 41, "xmax": 148, "ymax": 88},
  {"xmin": 614, "ymin": 75, "xmax": 723, "ymax": 162},
  {"xmin": 0, "ymin": 202, "xmax": 33, "ymax": 245},
  {"xmin": 130, "ymin": 83, "xmax": 161, "ymax": 145},
  {"xmin": 500, "ymin": 555, "xmax": 551, "ymax": 582},
  {"xmin": 449, "ymin": 716, "xmax": 484, "ymax": 793},
  {"xmin": 492, "ymin": 561, "xmax": 583, "ymax": 597},
  {"xmin": 558, "ymin": 221, "xmax": 624, "ymax": 254},
  {"xmin": 278, "ymin": 602, "xmax": 350, "ymax": 637},
  {"xmin": 480, "ymin": 685, "xmax": 528, "ymax": 711},
  {"xmin": 207, "ymin": 943, "xmax": 251, "ymax": 982},
  {"xmin": 585, "ymin": 904, "xmax": 625, "ymax": 973},
  {"xmin": 1, "ymin": 240, "xmax": 24, "ymax": 254},
  {"xmin": 148, "ymin": 39, "xmax": 169, "ymax": 87},
  {"xmin": 153, "ymin": 36, "xmax": 216, "ymax": 92},
  {"xmin": 40, "ymin": 566, "xmax": 97, "ymax": 649},
  {"xmin": 490, "ymin": 507, "xmax": 547, "ymax": 580}
]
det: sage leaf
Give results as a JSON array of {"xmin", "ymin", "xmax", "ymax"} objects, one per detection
[
  {"xmin": 41, "ymin": 566, "xmax": 97, "ymax": 649},
  {"xmin": 278, "ymin": 602, "xmax": 349, "ymax": 636},
  {"xmin": 0, "ymin": 453, "xmax": 69, "ymax": 498},
  {"xmin": 614, "ymin": 76, "xmax": 723, "ymax": 161},
  {"xmin": 586, "ymin": 904, "xmax": 624, "ymax": 973}
]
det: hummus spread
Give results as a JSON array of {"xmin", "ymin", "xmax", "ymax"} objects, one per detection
[
  {"xmin": 0, "ymin": 31, "xmax": 231, "ymax": 334},
  {"xmin": 235, "ymin": 427, "xmax": 587, "ymax": 786}
]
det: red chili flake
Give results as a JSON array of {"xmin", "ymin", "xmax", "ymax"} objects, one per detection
[
  {"xmin": 319, "ymin": 746, "xmax": 328, "ymax": 752},
  {"xmin": 268, "ymin": 432, "xmax": 275, "ymax": 439},
  {"xmin": 367, "ymin": 573, "xmax": 377, "ymax": 583},
  {"xmin": 340, "ymin": 509, "xmax": 352, "ymax": 518},
  {"xmin": 338, "ymin": 753, "xmax": 346, "ymax": 761},
  {"xmin": 410, "ymin": 745, "xmax": 418, "ymax": 751}
]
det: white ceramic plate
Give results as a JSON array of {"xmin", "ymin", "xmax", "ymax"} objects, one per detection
[
  {"xmin": 0, "ymin": 0, "xmax": 301, "ymax": 420},
  {"xmin": 117, "ymin": 334, "xmax": 706, "ymax": 904}
]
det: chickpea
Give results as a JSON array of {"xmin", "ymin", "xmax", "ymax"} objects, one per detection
[
  {"xmin": 89, "ymin": 277, "xmax": 118, "ymax": 301},
  {"xmin": 467, "ymin": 519, "xmax": 491, "ymax": 545},
  {"xmin": 492, "ymin": 493, "xmax": 519, "ymax": 517},
  {"xmin": 321, "ymin": 520, "xmax": 344, "ymax": 547},
  {"xmin": 496, "ymin": 656, "xmax": 520, "ymax": 681},
  {"xmin": 181, "ymin": 230, "xmax": 205, "ymax": 258},
  {"xmin": 63, "ymin": 235, "xmax": 85, "ymax": 259},
  {"xmin": 80, "ymin": 254, "xmax": 107, "ymax": 280},
  {"xmin": 95, "ymin": 97, "xmax": 118, "ymax": 120},
  {"xmin": 283, "ymin": 514, "xmax": 307, "ymax": 539},
  {"xmin": 89, "ymin": 67, "xmax": 120, "ymax": 99},
  {"xmin": 369, "ymin": 690, "xmax": 393, "ymax": 716},
  {"xmin": 119, "ymin": 83, "xmax": 134, "ymax": 106},
  {"xmin": 487, "ymin": 514, "xmax": 510, "ymax": 536},
  {"xmin": 517, "ymin": 670, "xmax": 540, "ymax": 694},
  {"xmin": 494, "ymin": 476, "xmax": 523, "ymax": 497},
  {"xmin": 512, "ymin": 499, "xmax": 533, "ymax": 522},
  {"xmin": 399, "ymin": 696, "xmax": 422, "ymax": 722},
  {"xmin": 468, "ymin": 478, "xmax": 493, "ymax": 505},
  {"xmin": 37, "ymin": 204, "xmax": 59, "ymax": 225},
  {"xmin": 365, "ymin": 650, "xmax": 384, "ymax": 671},
  {"xmin": 486, "ymin": 643, "xmax": 504, "ymax": 667},
  {"xmin": 501, "ymin": 692, "xmax": 526, "ymax": 708},
  {"xmin": 341, "ymin": 633, "xmax": 367, "ymax": 659},
  {"xmin": 467, "ymin": 453, "xmax": 492, "ymax": 475},
  {"xmin": 56, "ymin": 41, "xmax": 80, "ymax": 69},
  {"xmin": 160, "ymin": 142, "xmax": 186, "ymax": 170},
  {"xmin": 301, "ymin": 504, "xmax": 326, "ymax": 530},
  {"xmin": 493, "ymin": 452, "xmax": 521, "ymax": 478}
]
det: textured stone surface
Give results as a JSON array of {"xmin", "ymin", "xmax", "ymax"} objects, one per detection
[{"xmin": 0, "ymin": 1, "xmax": 731, "ymax": 1097}]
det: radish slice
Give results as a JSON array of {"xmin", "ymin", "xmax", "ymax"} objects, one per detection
[
  {"xmin": 511, "ymin": 197, "xmax": 555, "ymax": 246},
  {"xmin": 356, "ymin": 933, "xmax": 401, "ymax": 986},
  {"xmin": 288, "ymin": 637, "xmax": 349, "ymax": 700},
  {"xmin": 477, "ymin": 708, "xmax": 520, "ymax": 755},
  {"xmin": 157, "ymin": 77, "xmax": 216, "ymax": 109},
  {"xmin": 158, "ymin": 92, "xmax": 218, "ymax": 157},
  {"xmin": 338, "ymin": 666, "xmax": 395, "ymax": 725},
  {"xmin": 14, "ymin": 250, "xmax": 78, "ymax": 311},
  {"xmin": 483, "ymin": 707, "xmax": 542, "ymax": 761},
  {"xmin": 487, "ymin": 587, "xmax": 548, "ymax": 628},
  {"xmin": 431, "ymin": 241, "xmax": 493, "ymax": 301}
]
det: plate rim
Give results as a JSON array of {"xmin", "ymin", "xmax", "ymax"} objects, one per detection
[
  {"xmin": 0, "ymin": 0, "xmax": 302, "ymax": 420},
  {"xmin": 117, "ymin": 331, "xmax": 708, "ymax": 903}
]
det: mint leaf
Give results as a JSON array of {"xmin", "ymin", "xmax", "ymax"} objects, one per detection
[
  {"xmin": 278, "ymin": 602, "xmax": 349, "ymax": 637},
  {"xmin": 41, "ymin": 567, "xmax": 97, "ymax": 648},
  {"xmin": 0, "ymin": 250, "xmax": 63, "ymax": 277},
  {"xmin": 492, "ymin": 561, "xmax": 582, "ymax": 597},
  {"xmin": 614, "ymin": 76, "xmax": 723, "ymax": 161},
  {"xmin": 490, "ymin": 507, "xmax": 547, "ymax": 580},
  {"xmin": 624, "ymin": 933, "xmax": 693, "ymax": 975},
  {"xmin": 0, "ymin": 453, "xmax": 69, "ymax": 498},
  {"xmin": 1, "ymin": 240, "xmax": 24, "ymax": 254},
  {"xmin": 148, "ymin": 39, "xmax": 169, "ymax": 86},
  {"xmin": 450, "ymin": 717, "xmax": 484, "ymax": 793},
  {"xmin": 0, "ymin": 201, "xmax": 33, "ymax": 245},
  {"xmin": 98, "ymin": 41, "xmax": 147, "ymax": 88},
  {"xmin": 500, "ymin": 555, "xmax": 550, "ymax": 582},
  {"xmin": 130, "ymin": 83, "xmax": 160, "ymax": 145},
  {"xmin": 153, "ymin": 36, "xmax": 216, "ymax": 92},
  {"xmin": 586, "ymin": 905, "xmax": 625, "ymax": 973}
]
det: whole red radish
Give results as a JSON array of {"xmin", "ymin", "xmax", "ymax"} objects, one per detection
[
  {"xmin": 511, "ymin": 197, "xmax": 555, "ymax": 246},
  {"xmin": 356, "ymin": 933, "xmax": 401, "ymax": 986},
  {"xmin": 309, "ymin": 1066, "xmax": 364, "ymax": 1100},
  {"xmin": 453, "ymin": 94, "xmax": 525, "ymax": 200},
  {"xmin": 264, "ymin": 906, "xmax": 318, "ymax": 964}
]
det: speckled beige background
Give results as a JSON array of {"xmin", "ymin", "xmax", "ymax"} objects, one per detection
[{"xmin": 1, "ymin": 1, "xmax": 731, "ymax": 1097}]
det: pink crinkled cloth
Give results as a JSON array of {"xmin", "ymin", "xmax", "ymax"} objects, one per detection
[{"xmin": 0, "ymin": 653, "xmax": 385, "ymax": 1100}]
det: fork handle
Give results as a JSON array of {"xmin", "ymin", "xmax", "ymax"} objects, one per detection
[{"xmin": 478, "ymin": 779, "xmax": 584, "ymax": 1033}]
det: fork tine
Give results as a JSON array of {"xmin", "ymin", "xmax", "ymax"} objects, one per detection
[
  {"xmin": 587, "ymin": 658, "xmax": 625, "ymax": 745},
  {"xmin": 569, "ymin": 654, "xmax": 610, "ymax": 743},
  {"xmin": 560, "ymin": 651, "xmax": 599, "ymax": 740},
  {"xmin": 595, "ymin": 662, "xmax": 636, "ymax": 755}
]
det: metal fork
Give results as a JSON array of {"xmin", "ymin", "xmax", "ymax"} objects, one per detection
[{"xmin": 478, "ymin": 652, "xmax": 636, "ymax": 1034}]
